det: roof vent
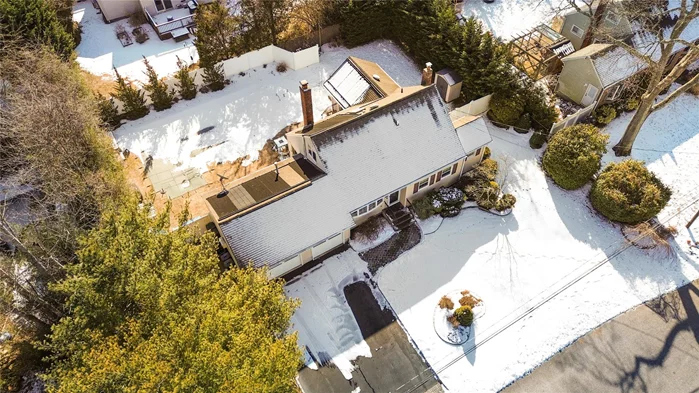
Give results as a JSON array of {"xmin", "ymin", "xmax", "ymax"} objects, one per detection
[{"xmin": 372, "ymin": 74, "xmax": 381, "ymax": 81}]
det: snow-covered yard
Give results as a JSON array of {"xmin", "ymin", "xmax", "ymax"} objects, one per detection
[
  {"xmin": 72, "ymin": 2, "xmax": 198, "ymax": 82},
  {"xmin": 112, "ymin": 40, "xmax": 420, "ymax": 172},
  {"xmin": 372, "ymin": 93, "xmax": 699, "ymax": 392},
  {"xmin": 460, "ymin": 0, "xmax": 575, "ymax": 40}
]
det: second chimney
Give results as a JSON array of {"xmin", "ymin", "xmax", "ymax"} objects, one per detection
[
  {"xmin": 300, "ymin": 80, "xmax": 314, "ymax": 130},
  {"xmin": 421, "ymin": 62, "xmax": 434, "ymax": 86}
]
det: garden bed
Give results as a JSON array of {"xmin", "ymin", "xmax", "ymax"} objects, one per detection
[
  {"xmin": 350, "ymin": 216, "xmax": 396, "ymax": 253},
  {"xmin": 433, "ymin": 290, "xmax": 486, "ymax": 345}
]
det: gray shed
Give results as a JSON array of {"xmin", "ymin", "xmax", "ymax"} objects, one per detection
[{"xmin": 435, "ymin": 68, "xmax": 462, "ymax": 103}]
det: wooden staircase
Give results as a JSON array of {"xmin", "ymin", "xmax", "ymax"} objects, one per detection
[{"xmin": 383, "ymin": 203, "xmax": 414, "ymax": 231}]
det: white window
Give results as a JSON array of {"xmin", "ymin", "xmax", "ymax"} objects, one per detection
[
  {"xmin": 605, "ymin": 13, "xmax": 620, "ymax": 25},
  {"xmin": 608, "ymin": 84, "xmax": 622, "ymax": 100},
  {"xmin": 358, "ymin": 206, "xmax": 368, "ymax": 215},
  {"xmin": 571, "ymin": 24, "xmax": 584, "ymax": 38},
  {"xmin": 351, "ymin": 210, "xmax": 358, "ymax": 217},
  {"xmin": 369, "ymin": 201, "xmax": 376, "ymax": 210},
  {"xmin": 418, "ymin": 178, "xmax": 429, "ymax": 190},
  {"xmin": 376, "ymin": 198, "xmax": 383, "ymax": 206},
  {"xmin": 441, "ymin": 166, "xmax": 452, "ymax": 178}
]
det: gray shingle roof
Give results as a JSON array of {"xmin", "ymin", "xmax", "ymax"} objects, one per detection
[{"xmin": 219, "ymin": 86, "xmax": 466, "ymax": 268}]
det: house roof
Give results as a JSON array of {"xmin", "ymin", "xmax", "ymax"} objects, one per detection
[
  {"xmin": 455, "ymin": 116, "xmax": 493, "ymax": 153},
  {"xmin": 562, "ymin": 43, "xmax": 646, "ymax": 87},
  {"xmin": 218, "ymin": 86, "xmax": 467, "ymax": 268},
  {"xmin": 322, "ymin": 57, "xmax": 401, "ymax": 109}
]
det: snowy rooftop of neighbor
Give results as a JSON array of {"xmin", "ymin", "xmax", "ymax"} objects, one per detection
[
  {"xmin": 219, "ymin": 86, "xmax": 467, "ymax": 268},
  {"xmin": 562, "ymin": 44, "xmax": 647, "ymax": 87}
]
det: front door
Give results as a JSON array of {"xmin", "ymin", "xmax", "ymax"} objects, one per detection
[
  {"xmin": 581, "ymin": 84, "xmax": 599, "ymax": 106},
  {"xmin": 388, "ymin": 190, "xmax": 399, "ymax": 206}
]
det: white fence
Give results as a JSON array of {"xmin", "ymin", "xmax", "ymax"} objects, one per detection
[
  {"xmin": 118, "ymin": 44, "xmax": 320, "ymax": 112},
  {"xmin": 459, "ymin": 94, "xmax": 492, "ymax": 116},
  {"xmin": 550, "ymin": 103, "xmax": 595, "ymax": 135}
]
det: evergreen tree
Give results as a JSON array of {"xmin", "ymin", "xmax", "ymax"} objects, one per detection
[
  {"xmin": 142, "ymin": 56, "xmax": 174, "ymax": 111},
  {"xmin": 194, "ymin": 1, "xmax": 241, "ymax": 67},
  {"xmin": 0, "ymin": 0, "xmax": 74, "ymax": 60},
  {"xmin": 111, "ymin": 67, "xmax": 149, "ymax": 120},
  {"xmin": 174, "ymin": 55, "xmax": 197, "ymax": 100},
  {"xmin": 42, "ymin": 198, "xmax": 301, "ymax": 393},
  {"xmin": 96, "ymin": 93, "xmax": 120, "ymax": 130},
  {"xmin": 202, "ymin": 62, "xmax": 225, "ymax": 92}
]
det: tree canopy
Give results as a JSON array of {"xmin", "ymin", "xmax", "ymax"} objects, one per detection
[
  {"xmin": 42, "ymin": 198, "xmax": 301, "ymax": 393},
  {"xmin": 0, "ymin": 0, "xmax": 75, "ymax": 60},
  {"xmin": 543, "ymin": 124, "xmax": 609, "ymax": 190}
]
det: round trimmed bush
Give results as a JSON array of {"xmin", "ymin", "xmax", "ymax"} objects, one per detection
[
  {"xmin": 483, "ymin": 146, "xmax": 491, "ymax": 160},
  {"xmin": 489, "ymin": 93, "xmax": 525, "ymax": 126},
  {"xmin": 593, "ymin": 104, "xmax": 617, "ymax": 126},
  {"xmin": 590, "ymin": 160, "xmax": 672, "ymax": 224},
  {"xmin": 495, "ymin": 193, "xmax": 517, "ymax": 211},
  {"xmin": 543, "ymin": 124, "xmax": 609, "ymax": 190},
  {"xmin": 529, "ymin": 133, "xmax": 547, "ymax": 149},
  {"xmin": 453, "ymin": 305, "xmax": 474, "ymax": 327}
]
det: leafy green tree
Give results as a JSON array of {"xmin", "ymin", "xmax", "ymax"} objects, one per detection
[
  {"xmin": 194, "ymin": 1, "xmax": 241, "ymax": 67},
  {"xmin": 0, "ymin": 0, "xmax": 74, "ymax": 60},
  {"xmin": 112, "ymin": 67, "xmax": 149, "ymax": 120},
  {"xmin": 174, "ymin": 55, "xmax": 197, "ymax": 100},
  {"xmin": 590, "ymin": 160, "xmax": 672, "ymax": 224},
  {"xmin": 42, "ymin": 198, "xmax": 302, "ymax": 393},
  {"xmin": 202, "ymin": 62, "xmax": 225, "ymax": 92},
  {"xmin": 96, "ymin": 93, "xmax": 121, "ymax": 130},
  {"xmin": 543, "ymin": 124, "xmax": 609, "ymax": 190},
  {"xmin": 238, "ymin": 0, "xmax": 290, "ymax": 48},
  {"xmin": 141, "ymin": 56, "xmax": 174, "ymax": 111}
]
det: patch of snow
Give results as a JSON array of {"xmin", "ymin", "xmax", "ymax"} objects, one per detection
[
  {"xmin": 285, "ymin": 251, "xmax": 373, "ymax": 380},
  {"xmin": 375, "ymin": 96, "xmax": 699, "ymax": 392},
  {"xmin": 111, "ymin": 40, "xmax": 420, "ymax": 172},
  {"xmin": 350, "ymin": 217, "xmax": 396, "ymax": 253},
  {"xmin": 460, "ymin": 0, "xmax": 579, "ymax": 41},
  {"xmin": 73, "ymin": 2, "xmax": 198, "ymax": 82}
]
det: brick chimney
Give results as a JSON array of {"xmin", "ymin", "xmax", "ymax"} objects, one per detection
[
  {"xmin": 421, "ymin": 62, "xmax": 434, "ymax": 86},
  {"xmin": 300, "ymin": 80, "xmax": 313, "ymax": 130}
]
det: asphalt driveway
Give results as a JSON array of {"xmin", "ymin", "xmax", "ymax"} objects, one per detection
[
  {"xmin": 503, "ymin": 279, "xmax": 699, "ymax": 393},
  {"xmin": 297, "ymin": 280, "xmax": 442, "ymax": 393}
]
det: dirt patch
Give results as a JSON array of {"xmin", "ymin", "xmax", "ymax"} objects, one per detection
[{"xmin": 359, "ymin": 223, "xmax": 421, "ymax": 274}]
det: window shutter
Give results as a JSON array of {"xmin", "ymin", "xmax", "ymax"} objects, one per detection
[
  {"xmin": 429, "ymin": 174, "xmax": 436, "ymax": 186},
  {"xmin": 435, "ymin": 171, "xmax": 442, "ymax": 182},
  {"xmin": 451, "ymin": 163, "xmax": 458, "ymax": 175},
  {"xmin": 413, "ymin": 183, "xmax": 419, "ymax": 193}
]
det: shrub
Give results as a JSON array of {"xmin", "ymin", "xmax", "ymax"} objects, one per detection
[
  {"xmin": 514, "ymin": 113, "xmax": 531, "ymax": 133},
  {"xmin": 203, "ymin": 62, "xmax": 225, "ymax": 92},
  {"xmin": 466, "ymin": 158, "xmax": 498, "ymax": 183},
  {"xmin": 476, "ymin": 182, "xmax": 499, "ymax": 210},
  {"xmin": 134, "ymin": 28, "xmax": 148, "ymax": 44},
  {"xmin": 593, "ymin": 104, "xmax": 617, "ymax": 126},
  {"xmin": 412, "ymin": 193, "xmax": 438, "ymax": 219},
  {"xmin": 96, "ymin": 93, "xmax": 121, "ymax": 130},
  {"xmin": 276, "ymin": 62, "xmax": 288, "ymax": 73},
  {"xmin": 495, "ymin": 193, "xmax": 517, "ymax": 211},
  {"xmin": 690, "ymin": 83, "xmax": 699, "ymax": 96},
  {"xmin": 529, "ymin": 133, "xmax": 547, "ymax": 149},
  {"xmin": 590, "ymin": 160, "xmax": 672, "ymax": 224},
  {"xmin": 142, "ymin": 56, "xmax": 174, "ymax": 111},
  {"xmin": 458, "ymin": 291, "xmax": 481, "ymax": 308},
  {"xmin": 128, "ymin": 11, "xmax": 147, "ymax": 26},
  {"xmin": 624, "ymin": 97, "xmax": 640, "ymax": 111},
  {"xmin": 439, "ymin": 296, "xmax": 454, "ymax": 310},
  {"xmin": 543, "ymin": 124, "xmax": 609, "ymax": 190},
  {"xmin": 112, "ymin": 68, "xmax": 149, "ymax": 120},
  {"xmin": 352, "ymin": 215, "xmax": 385, "ymax": 242},
  {"xmin": 440, "ymin": 205, "xmax": 461, "ymax": 218},
  {"xmin": 489, "ymin": 93, "xmax": 525, "ymax": 126},
  {"xmin": 483, "ymin": 146, "xmax": 491, "ymax": 160},
  {"xmin": 453, "ymin": 305, "xmax": 474, "ymax": 327},
  {"xmin": 435, "ymin": 187, "xmax": 464, "ymax": 207},
  {"xmin": 175, "ymin": 56, "xmax": 197, "ymax": 100}
]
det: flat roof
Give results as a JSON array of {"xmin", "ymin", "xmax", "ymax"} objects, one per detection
[{"xmin": 206, "ymin": 155, "xmax": 324, "ymax": 221}]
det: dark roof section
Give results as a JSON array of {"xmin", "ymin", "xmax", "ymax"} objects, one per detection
[
  {"xmin": 436, "ymin": 68, "xmax": 463, "ymax": 85},
  {"xmin": 206, "ymin": 155, "xmax": 323, "ymax": 221}
]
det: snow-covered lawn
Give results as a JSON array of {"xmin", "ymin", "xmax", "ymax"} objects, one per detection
[
  {"xmin": 112, "ymin": 40, "xmax": 420, "ymax": 172},
  {"xmin": 373, "ymin": 94, "xmax": 699, "ymax": 392},
  {"xmin": 72, "ymin": 2, "xmax": 198, "ymax": 82},
  {"xmin": 460, "ymin": 0, "xmax": 575, "ymax": 40}
]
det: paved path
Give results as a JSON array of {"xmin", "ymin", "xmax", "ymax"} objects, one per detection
[{"xmin": 503, "ymin": 279, "xmax": 699, "ymax": 393}]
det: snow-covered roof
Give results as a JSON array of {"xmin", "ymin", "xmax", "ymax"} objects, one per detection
[
  {"xmin": 592, "ymin": 46, "xmax": 647, "ymax": 87},
  {"xmin": 219, "ymin": 86, "xmax": 467, "ymax": 268},
  {"xmin": 436, "ymin": 68, "xmax": 462, "ymax": 85},
  {"xmin": 455, "ymin": 116, "xmax": 493, "ymax": 153}
]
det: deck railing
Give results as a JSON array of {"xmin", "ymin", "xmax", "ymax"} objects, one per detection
[{"xmin": 145, "ymin": 8, "xmax": 194, "ymax": 36}]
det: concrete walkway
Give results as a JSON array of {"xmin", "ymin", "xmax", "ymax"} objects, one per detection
[{"xmin": 503, "ymin": 279, "xmax": 699, "ymax": 393}]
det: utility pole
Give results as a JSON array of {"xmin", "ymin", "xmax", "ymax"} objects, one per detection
[
  {"xmin": 581, "ymin": 0, "xmax": 610, "ymax": 48},
  {"xmin": 687, "ymin": 208, "xmax": 699, "ymax": 229}
]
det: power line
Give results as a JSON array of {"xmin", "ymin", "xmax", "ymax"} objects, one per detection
[{"xmin": 394, "ymin": 190, "xmax": 699, "ymax": 393}]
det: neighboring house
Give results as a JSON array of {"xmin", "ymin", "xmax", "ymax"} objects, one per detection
[
  {"xmin": 557, "ymin": 43, "xmax": 645, "ymax": 107},
  {"xmin": 555, "ymin": 1, "xmax": 633, "ymax": 50},
  {"xmin": 94, "ymin": 0, "xmax": 214, "ymax": 40},
  {"xmin": 205, "ymin": 59, "xmax": 492, "ymax": 279},
  {"xmin": 557, "ymin": 1, "xmax": 699, "ymax": 107}
]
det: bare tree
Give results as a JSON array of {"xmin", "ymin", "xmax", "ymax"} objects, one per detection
[
  {"xmin": 566, "ymin": 0, "xmax": 699, "ymax": 156},
  {"xmin": 291, "ymin": 0, "xmax": 331, "ymax": 47}
]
